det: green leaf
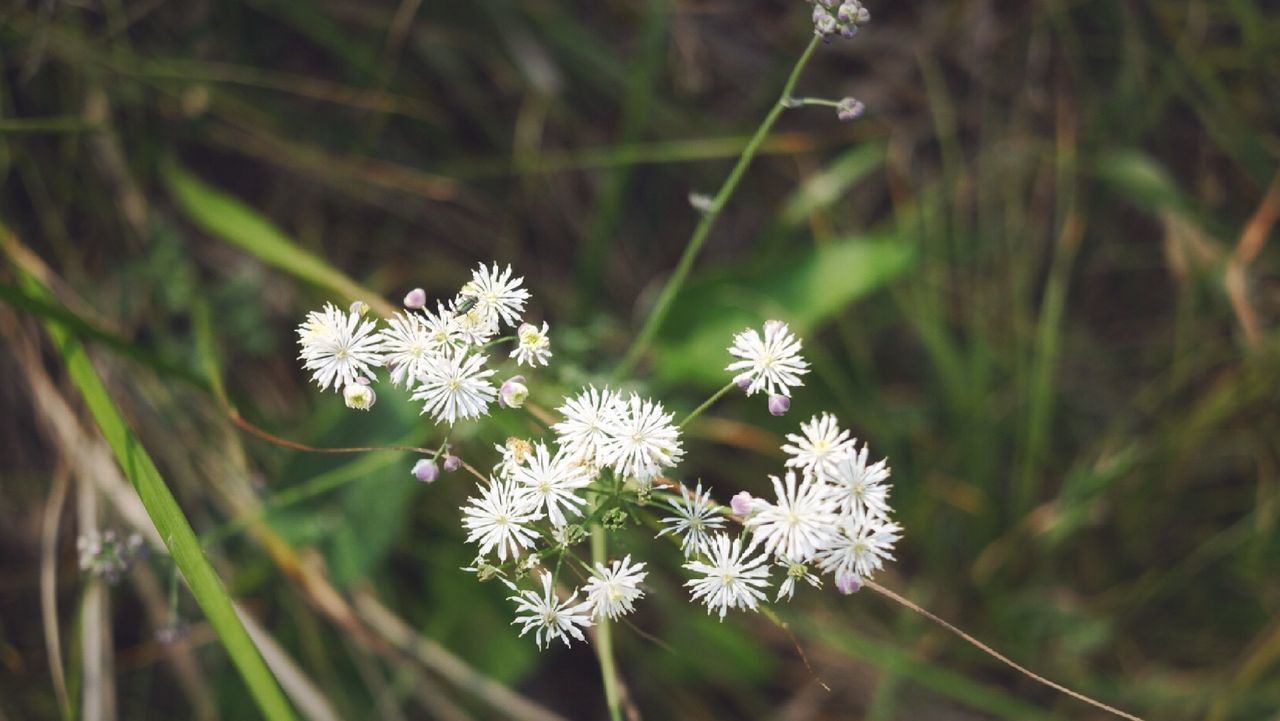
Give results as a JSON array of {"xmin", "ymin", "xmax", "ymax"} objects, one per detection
[
  {"xmin": 161, "ymin": 161, "xmax": 394, "ymax": 316},
  {"xmin": 1093, "ymin": 150, "xmax": 1188, "ymax": 216},
  {"xmin": 655, "ymin": 236, "xmax": 916, "ymax": 387},
  {"xmin": 12, "ymin": 257, "xmax": 298, "ymax": 721},
  {"xmin": 780, "ymin": 143, "xmax": 886, "ymax": 226}
]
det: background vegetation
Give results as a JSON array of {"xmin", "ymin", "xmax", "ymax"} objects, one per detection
[{"xmin": 2, "ymin": 1, "xmax": 1279, "ymax": 719}]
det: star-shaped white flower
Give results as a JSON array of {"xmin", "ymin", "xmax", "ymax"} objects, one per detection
[
  {"xmin": 782, "ymin": 413, "xmax": 855, "ymax": 481},
  {"xmin": 296, "ymin": 302, "xmax": 385, "ymax": 392},
  {"xmin": 461, "ymin": 478, "xmax": 542, "ymax": 562},
  {"xmin": 511, "ymin": 321, "xmax": 552, "ymax": 367},
  {"xmin": 553, "ymin": 386, "xmax": 624, "ymax": 467},
  {"xmin": 656, "ymin": 481, "xmax": 726, "ymax": 558},
  {"xmin": 458, "ymin": 262, "xmax": 530, "ymax": 329},
  {"xmin": 827, "ymin": 443, "xmax": 892, "ymax": 521},
  {"xmin": 814, "ymin": 512, "xmax": 902, "ymax": 586},
  {"xmin": 744, "ymin": 471, "xmax": 840, "ymax": 563},
  {"xmin": 725, "ymin": 319, "xmax": 810, "ymax": 397},
  {"xmin": 599, "ymin": 394, "xmax": 685, "ymax": 482},
  {"xmin": 411, "ymin": 350, "xmax": 497, "ymax": 425},
  {"xmin": 380, "ymin": 312, "xmax": 440, "ymax": 386},
  {"xmin": 512, "ymin": 443, "xmax": 592, "ymax": 527},
  {"xmin": 684, "ymin": 534, "xmax": 771, "ymax": 620},
  {"xmin": 509, "ymin": 572, "xmax": 593, "ymax": 649},
  {"xmin": 583, "ymin": 555, "xmax": 648, "ymax": 620}
]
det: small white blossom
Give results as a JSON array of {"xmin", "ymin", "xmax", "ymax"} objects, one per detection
[
  {"xmin": 296, "ymin": 302, "xmax": 385, "ymax": 392},
  {"xmin": 461, "ymin": 479, "xmax": 542, "ymax": 561},
  {"xmin": 380, "ymin": 312, "xmax": 439, "ymax": 386},
  {"xmin": 684, "ymin": 534, "xmax": 771, "ymax": 620},
  {"xmin": 782, "ymin": 413, "xmax": 856, "ymax": 480},
  {"xmin": 599, "ymin": 394, "xmax": 685, "ymax": 482},
  {"xmin": 421, "ymin": 302, "xmax": 464, "ymax": 351},
  {"xmin": 814, "ymin": 513, "xmax": 902, "ymax": 586},
  {"xmin": 510, "ymin": 572, "xmax": 593, "ymax": 649},
  {"xmin": 656, "ymin": 481, "xmax": 726, "ymax": 558},
  {"xmin": 827, "ymin": 443, "xmax": 892, "ymax": 521},
  {"xmin": 459, "ymin": 262, "xmax": 530, "ymax": 329},
  {"xmin": 343, "ymin": 382, "xmax": 376, "ymax": 410},
  {"xmin": 775, "ymin": 560, "xmax": 822, "ymax": 602},
  {"xmin": 583, "ymin": 555, "xmax": 647, "ymax": 620},
  {"xmin": 494, "ymin": 437, "xmax": 535, "ymax": 480},
  {"xmin": 511, "ymin": 321, "xmax": 552, "ymax": 367},
  {"xmin": 553, "ymin": 386, "xmax": 625, "ymax": 466},
  {"xmin": 744, "ymin": 471, "xmax": 840, "ymax": 563},
  {"xmin": 512, "ymin": 443, "xmax": 592, "ymax": 527},
  {"xmin": 411, "ymin": 350, "xmax": 497, "ymax": 425},
  {"xmin": 725, "ymin": 320, "xmax": 809, "ymax": 397},
  {"xmin": 453, "ymin": 306, "xmax": 500, "ymax": 346}
]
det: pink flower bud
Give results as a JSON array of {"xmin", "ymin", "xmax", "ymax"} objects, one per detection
[
  {"xmin": 412, "ymin": 459, "xmax": 439, "ymax": 483},
  {"xmin": 499, "ymin": 376, "xmax": 528, "ymax": 409},
  {"xmin": 730, "ymin": 491, "xmax": 754, "ymax": 516},
  {"xmin": 768, "ymin": 394, "xmax": 791, "ymax": 417},
  {"xmin": 835, "ymin": 571, "xmax": 861, "ymax": 595},
  {"xmin": 403, "ymin": 287, "xmax": 427, "ymax": 310},
  {"xmin": 349, "ymin": 300, "xmax": 370, "ymax": 316},
  {"xmin": 735, "ymin": 373, "xmax": 753, "ymax": 392},
  {"xmin": 442, "ymin": 454, "xmax": 461, "ymax": 472}
]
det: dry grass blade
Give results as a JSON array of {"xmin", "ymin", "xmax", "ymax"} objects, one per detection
[
  {"xmin": 1225, "ymin": 170, "xmax": 1280, "ymax": 347},
  {"xmin": 39, "ymin": 464, "xmax": 71, "ymax": 718}
]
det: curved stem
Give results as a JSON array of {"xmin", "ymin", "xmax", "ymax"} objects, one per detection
[
  {"xmin": 613, "ymin": 36, "xmax": 822, "ymax": 378},
  {"xmin": 591, "ymin": 528, "xmax": 624, "ymax": 721},
  {"xmin": 677, "ymin": 381, "xmax": 737, "ymax": 428},
  {"xmin": 864, "ymin": 581, "xmax": 1145, "ymax": 721}
]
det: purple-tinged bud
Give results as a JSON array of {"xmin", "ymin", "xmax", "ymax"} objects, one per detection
[
  {"xmin": 835, "ymin": 571, "xmax": 862, "ymax": 595},
  {"xmin": 837, "ymin": 97, "xmax": 865, "ymax": 122},
  {"xmin": 837, "ymin": 1, "xmax": 856, "ymax": 22},
  {"xmin": 839, "ymin": 22, "xmax": 858, "ymax": 39},
  {"xmin": 443, "ymin": 454, "xmax": 461, "ymax": 472},
  {"xmin": 730, "ymin": 491, "xmax": 754, "ymax": 517},
  {"xmin": 768, "ymin": 394, "xmax": 791, "ymax": 417},
  {"xmin": 499, "ymin": 376, "xmax": 529, "ymax": 409},
  {"xmin": 403, "ymin": 287, "xmax": 427, "ymax": 310},
  {"xmin": 349, "ymin": 300, "xmax": 370, "ymax": 316},
  {"xmin": 814, "ymin": 12, "xmax": 837, "ymax": 36},
  {"xmin": 343, "ymin": 383, "xmax": 376, "ymax": 410},
  {"xmin": 412, "ymin": 459, "xmax": 439, "ymax": 483},
  {"xmin": 856, "ymin": 6, "xmax": 871, "ymax": 23},
  {"xmin": 763, "ymin": 319, "xmax": 786, "ymax": 335},
  {"xmin": 735, "ymin": 373, "xmax": 753, "ymax": 392}
]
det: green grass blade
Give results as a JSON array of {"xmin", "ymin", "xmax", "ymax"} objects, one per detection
[
  {"xmin": 13, "ymin": 261, "xmax": 299, "ymax": 721},
  {"xmin": 161, "ymin": 161, "xmax": 395, "ymax": 316}
]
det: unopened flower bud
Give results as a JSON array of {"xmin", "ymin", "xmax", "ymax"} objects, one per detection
[
  {"xmin": 835, "ymin": 571, "xmax": 862, "ymax": 595},
  {"xmin": 443, "ymin": 454, "xmax": 461, "ymax": 472},
  {"xmin": 412, "ymin": 458, "xmax": 439, "ymax": 483},
  {"xmin": 403, "ymin": 287, "xmax": 427, "ymax": 310},
  {"xmin": 768, "ymin": 394, "xmax": 791, "ymax": 417},
  {"xmin": 837, "ymin": 1, "xmax": 858, "ymax": 23},
  {"xmin": 814, "ymin": 11, "xmax": 837, "ymax": 36},
  {"xmin": 499, "ymin": 376, "xmax": 529, "ymax": 409},
  {"xmin": 343, "ymin": 383, "xmax": 376, "ymax": 410},
  {"xmin": 730, "ymin": 491, "xmax": 754, "ymax": 516},
  {"xmin": 349, "ymin": 300, "xmax": 369, "ymax": 316},
  {"xmin": 763, "ymin": 319, "xmax": 786, "ymax": 335},
  {"xmin": 735, "ymin": 373, "xmax": 753, "ymax": 392},
  {"xmin": 837, "ymin": 97, "xmax": 865, "ymax": 122}
]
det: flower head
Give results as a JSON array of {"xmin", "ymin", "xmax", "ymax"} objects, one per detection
[
  {"xmin": 656, "ymin": 481, "xmax": 726, "ymax": 558},
  {"xmin": 512, "ymin": 443, "xmax": 592, "ymax": 527},
  {"xmin": 684, "ymin": 534, "xmax": 771, "ymax": 619},
  {"xmin": 509, "ymin": 572, "xmax": 594, "ymax": 649},
  {"xmin": 380, "ymin": 312, "xmax": 439, "ymax": 387},
  {"xmin": 343, "ymin": 381, "xmax": 376, "ymax": 410},
  {"xmin": 599, "ymin": 394, "xmax": 685, "ymax": 482},
  {"xmin": 511, "ymin": 321, "xmax": 552, "ymax": 367},
  {"xmin": 814, "ymin": 512, "xmax": 902, "ymax": 586},
  {"xmin": 458, "ymin": 263, "xmax": 530, "ymax": 329},
  {"xmin": 411, "ymin": 350, "xmax": 497, "ymax": 425},
  {"xmin": 583, "ymin": 555, "xmax": 648, "ymax": 620},
  {"xmin": 553, "ymin": 386, "xmax": 624, "ymax": 467},
  {"xmin": 827, "ymin": 443, "xmax": 892, "ymax": 521},
  {"xmin": 297, "ymin": 302, "xmax": 385, "ymax": 392},
  {"xmin": 494, "ymin": 437, "xmax": 535, "ymax": 480},
  {"xmin": 726, "ymin": 320, "xmax": 809, "ymax": 397},
  {"xmin": 782, "ymin": 413, "xmax": 856, "ymax": 481},
  {"xmin": 744, "ymin": 471, "xmax": 840, "ymax": 563},
  {"xmin": 461, "ymin": 478, "xmax": 542, "ymax": 561}
]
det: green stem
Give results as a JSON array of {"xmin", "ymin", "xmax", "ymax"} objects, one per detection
[
  {"xmin": 591, "ymin": 527, "xmax": 623, "ymax": 721},
  {"xmin": 678, "ymin": 381, "xmax": 738, "ymax": 429},
  {"xmin": 612, "ymin": 36, "xmax": 822, "ymax": 378},
  {"xmin": 789, "ymin": 96, "xmax": 842, "ymax": 108}
]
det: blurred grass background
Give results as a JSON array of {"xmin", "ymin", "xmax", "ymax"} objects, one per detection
[{"xmin": 2, "ymin": 1, "xmax": 1279, "ymax": 719}]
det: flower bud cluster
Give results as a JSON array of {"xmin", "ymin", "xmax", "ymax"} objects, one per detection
[{"xmin": 808, "ymin": 0, "xmax": 871, "ymax": 40}]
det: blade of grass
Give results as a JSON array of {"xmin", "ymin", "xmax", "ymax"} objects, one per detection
[{"xmin": 6, "ymin": 235, "xmax": 299, "ymax": 721}]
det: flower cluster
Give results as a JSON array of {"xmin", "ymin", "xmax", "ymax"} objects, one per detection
[
  {"xmin": 78, "ymin": 530, "xmax": 146, "ymax": 584},
  {"xmin": 296, "ymin": 266, "xmax": 901, "ymax": 649},
  {"xmin": 296, "ymin": 263, "xmax": 553, "ymax": 424},
  {"xmin": 807, "ymin": 0, "xmax": 871, "ymax": 40}
]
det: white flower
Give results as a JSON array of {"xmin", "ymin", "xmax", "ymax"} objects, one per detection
[
  {"xmin": 380, "ymin": 312, "xmax": 440, "ymax": 386},
  {"xmin": 782, "ymin": 413, "xmax": 855, "ymax": 480},
  {"xmin": 553, "ymin": 386, "xmax": 624, "ymax": 466},
  {"xmin": 656, "ymin": 481, "xmax": 726, "ymax": 558},
  {"xmin": 511, "ymin": 322, "xmax": 552, "ymax": 367},
  {"xmin": 814, "ymin": 513, "xmax": 902, "ymax": 585},
  {"xmin": 296, "ymin": 302, "xmax": 385, "ymax": 392},
  {"xmin": 725, "ymin": 320, "xmax": 809, "ymax": 397},
  {"xmin": 458, "ymin": 262, "xmax": 530, "ymax": 329},
  {"xmin": 461, "ymin": 478, "xmax": 542, "ymax": 562},
  {"xmin": 512, "ymin": 443, "xmax": 592, "ymax": 527},
  {"xmin": 453, "ymin": 306, "xmax": 500, "ymax": 347},
  {"xmin": 493, "ymin": 438, "xmax": 535, "ymax": 480},
  {"xmin": 343, "ymin": 382, "xmax": 376, "ymax": 410},
  {"xmin": 744, "ymin": 471, "xmax": 839, "ymax": 563},
  {"xmin": 775, "ymin": 560, "xmax": 822, "ymax": 602},
  {"xmin": 421, "ymin": 302, "xmax": 464, "ymax": 351},
  {"xmin": 583, "ymin": 555, "xmax": 648, "ymax": 620},
  {"xmin": 827, "ymin": 443, "xmax": 892, "ymax": 521},
  {"xmin": 411, "ymin": 350, "xmax": 497, "ymax": 425},
  {"xmin": 599, "ymin": 394, "xmax": 685, "ymax": 482},
  {"xmin": 509, "ymin": 572, "xmax": 594, "ymax": 649},
  {"xmin": 683, "ymin": 534, "xmax": 771, "ymax": 619}
]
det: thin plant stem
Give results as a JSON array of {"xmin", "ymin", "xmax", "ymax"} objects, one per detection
[
  {"xmin": 228, "ymin": 410, "xmax": 437, "ymax": 455},
  {"xmin": 590, "ymin": 528, "xmax": 623, "ymax": 721},
  {"xmin": 789, "ymin": 96, "xmax": 842, "ymax": 108},
  {"xmin": 864, "ymin": 580, "xmax": 1145, "ymax": 721},
  {"xmin": 613, "ymin": 35, "xmax": 822, "ymax": 378},
  {"xmin": 677, "ymin": 381, "xmax": 737, "ymax": 428}
]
